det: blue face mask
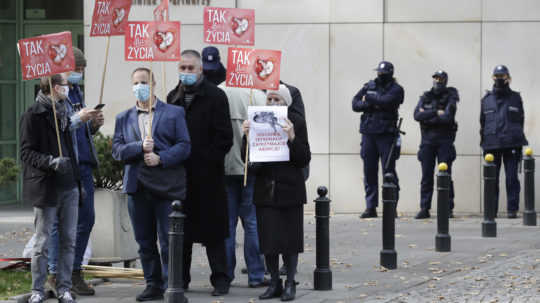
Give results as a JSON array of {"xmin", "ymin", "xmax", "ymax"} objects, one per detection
[
  {"xmin": 179, "ymin": 72, "xmax": 198, "ymax": 86},
  {"xmin": 67, "ymin": 72, "xmax": 83, "ymax": 84},
  {"xmin": 132, "ymin": 83, "xmax": 150, "ymax": 102}
]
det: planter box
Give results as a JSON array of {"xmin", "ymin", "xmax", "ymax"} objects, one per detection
[{"xmin": 90, "ymin": 189, "xmax": 138, "ymax": 260}]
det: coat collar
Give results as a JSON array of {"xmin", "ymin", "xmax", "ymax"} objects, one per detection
[{"xmin": 127, "ymin": 99, "xmax": 165, "ymax": 140}]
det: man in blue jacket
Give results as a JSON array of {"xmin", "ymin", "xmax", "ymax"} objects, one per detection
[
  {"xmin": 414, "ymin": 70, "xmax": 459, "ymax": 219},
  {"xmin": 112, "ymin": 67, "xmax": 191, "ymax": 301},
  {"xmin": 480, "ymin": 65, "xmax": 528, "ymax": 219},
  {"xmin": 352, "ymin": 61, "xmax": 404, "ymax": 218}
]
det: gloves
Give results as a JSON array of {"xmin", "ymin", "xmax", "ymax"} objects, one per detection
[{"xmin": 48, "ymin": 156, "xmax": 72, "ymax": 175}]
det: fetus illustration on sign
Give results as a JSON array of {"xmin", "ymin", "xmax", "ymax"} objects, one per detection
[
  {"xmin": 48, "ymin": 44, "xmax": 67, "ymax": 64},
  {"xmin": 255, "ymin": 58, "xmax": 274, "ymax": 80},
  {"xmin": 154, "ymin": 31, "xmax": 174, "ymax": 52},
  {"xmin": 253, "ymin": 111, "xmax": 285, "ymax": 132},
  {"xmin": 232, "ymin": 16, "xmax": 249, "ymax": 36},
  {"xmin": 113, "ymin": 7, "xmax": 126, "ymax": 27}
]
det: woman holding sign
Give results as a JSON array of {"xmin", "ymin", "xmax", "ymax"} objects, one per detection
[{"xmin": 242, "ymin": 85, "xmax": 311, "ymax": 302}]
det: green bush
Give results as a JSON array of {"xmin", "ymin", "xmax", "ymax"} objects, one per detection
[
  {"xmin": 0, "ymin": 158, "xmax": 19, "ymax": 186},
  {"xmin": 93, "ymin": 132, "xmax": 123, "ymax": 190}
]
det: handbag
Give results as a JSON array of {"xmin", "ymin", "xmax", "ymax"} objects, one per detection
[{"xmin": 137, "ymin": 164, "xmax": 187, "ymax": 201}]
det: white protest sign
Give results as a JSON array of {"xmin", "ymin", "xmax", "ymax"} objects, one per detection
[{"xmin": 248, "ymin": 106, "xmax": 289, "ymax": 163}]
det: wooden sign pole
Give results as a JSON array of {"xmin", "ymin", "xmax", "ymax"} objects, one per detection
[
  {"xmin": 48, "ymin": 77, "xmax": 63, "ymax": 157},
  {"xmin": 98, "ymin": 36, "xmax": 111, "ymax": 105},
  {"xmin": 147, "ymin": 63, "xmax": 154, "ymax": 139}
]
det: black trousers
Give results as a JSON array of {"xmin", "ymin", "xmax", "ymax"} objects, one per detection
[{"xmin": 183, "ymin": 237, "xmax": 230, "ymax": 289}]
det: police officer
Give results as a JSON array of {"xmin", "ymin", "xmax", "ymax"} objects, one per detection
[
  {"xmin": 413, "ymin": 70, "xmax": 458, "ymax": 219},
  {"xmin": 352, "ymin": 61, "xmax": 404, "ymax": 218},
  {"xmin": 480, "ymin": 65, "xmax": 528, "ymax": 219}
]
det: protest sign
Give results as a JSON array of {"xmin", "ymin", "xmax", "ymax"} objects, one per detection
[
  {"xmin": 204, "ymin": 7, "xmax": 255, "ymax": 45},
  {"xmin": 90, "ymin": 0, "xmax": 132, "ymax": 36},
  {"xmin": 125, "ymin": 21, "xmax": 181, "ymax": 61},
  {"xmin": 248, "ymin": 106, "xmax": 290, "ymax": 163},
  {"xmin": 17, "ymin": 31, "xmax": 75, "ymax": 81},
  {"xmin": 226, "ymin": 47, "xmax": 281, "ymax": 90}
]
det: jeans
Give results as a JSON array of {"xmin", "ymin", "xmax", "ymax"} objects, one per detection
[
  {"xmin": 31, "ymin": 187, "xmax": 79, "ymax": 296},
  {"xmin": 224, "ymin": 175, "xmax": 265, "ymax": 285},
  {"xmin": 128, "ymin": 185, "xmax": 171, "ymax": 290},
  {"xmin": 49, "ymin": 165, "xmax": 95, "ymax": 273}
]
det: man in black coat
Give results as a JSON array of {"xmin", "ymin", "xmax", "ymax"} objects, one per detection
[
  {"xmin": 21, "ymin": 74, "xmax": 80, "ymax": 303},
  {"xmin": 167, "ymin": 49, "xmax": 234, "ymax": 296}
]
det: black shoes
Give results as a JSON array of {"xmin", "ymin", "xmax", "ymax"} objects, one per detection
[
  {"xmin": 211, "ymin": 284, "xmax": 230, "ymax": 296},
  {"xmin": 360, "ymin": 208, "xmax": 377, "ymax": 218},
  {"xmin": 136, "ymin": 286, "xmax": 164, "ymax": 302},
  {"xmin": 249, "ymin": 278, "xmax": 271, "ymax": 288},
  {"xmin": 508, "ymin": 211, "xmax": 518, "ymax": 219},
  {"xmin": 415, "ymin": 208, "xmax": 430, "ymax": 219},
  {"xmin": 281, "ymin": 280, "xmax": 296, "ymax": 301},
  {"xmin": 259, "ymin": 278, "xmax": 283, "ymax": 300},
  {"xmin": 71, "ymin": 270, "xmax": 95, "ymax": 296}
]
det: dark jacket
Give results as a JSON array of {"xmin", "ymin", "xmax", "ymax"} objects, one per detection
[
  {"xmin": 20, "ymin": 95, "xmax": 79, "ymax": 208},
  {"xmin": 167, "ymin": 78, "xmax": 234, "ymax": 244},
  {"xmin": 352, "ymin": 78, "xmax": 404, "ymax": 134},
  {"xmin": 414, "ymin": 87, "xmax": 459, "ymax": 144},
  {"xmin": 112, "ymin": 100, "xmax": 191, "ymax": 195},
  {"xmin": 243, "ymin": 111, "xmax": 311, "ymax": 208},
  {"xmin": 480, "ymin": 86, "xmax": 528, "ymax": 151}
]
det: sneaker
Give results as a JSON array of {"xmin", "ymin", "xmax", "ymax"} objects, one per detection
[
  {"xmin": 57, "ymin": 291, "xmax": 76, "ymax": 303},
  {"xmin": 360, "ymin": 208, "xmax": 377, "ymax": 218},
  {"xmin": 136, "ymin": 286, "xmax": 164, "ymax": 302},
  {"xmin": 45, "ymin": 274, "xmax": 57, "ymax": 298},
  {"xmin": 415, "ymin": 208, "xmax": 430, "ymax": 219},
  {"xmin": 508, "ymin": 211, "xmax": 518, "ymax": 219},
  {"xmin": 71, "ymin": 270, "xmax": 95, "ymax": 296},
  {"xmin": 28, "ymin": 293, "xmax": 45, "ymax": 303}
]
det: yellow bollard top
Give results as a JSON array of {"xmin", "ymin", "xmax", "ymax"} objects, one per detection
[
  {"xmin": 438, "ymin": 162, "xmax": 448, "ymax": 171},
  {"xmin": 525, "ymin": 148, "xmax": 533, "ymax": 156},
  {"xmin": 485, "ymin": 153, "xmax": 494, "ymax": 162}
]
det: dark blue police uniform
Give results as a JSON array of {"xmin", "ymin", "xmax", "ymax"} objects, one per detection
[
  {"xmin": 480, "ymin": 67, "xmax": 528, "ymax": 215},
  {"xmin": 352, "ymin": 61, "xmax": 404, "ymax": 216},
  {"xmin": 414, "ymin": 85, "xmax": 458, "ymax": 214}
]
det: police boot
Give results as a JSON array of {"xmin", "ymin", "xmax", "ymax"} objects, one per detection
[
  {"xmin": 281, "ymin": 280, "xmax": 296, "ymax": 301},
  {"xmin": 259, "ymin": 278, "xmax": 283, "ymax": 300},
  {"xmin": 360, "ymin": 208, "xmax": 377, "ymax": 218},
  {"xmin": 415, "ymin": 208, "xmax": 430, "ymax": 219}
]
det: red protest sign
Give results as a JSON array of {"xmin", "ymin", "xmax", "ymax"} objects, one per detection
[
  {"xmin": 90, "ymin": 0, "xmax": 132, "ymax": 37},
  {"xmin": 204, "ymin": 7, "xmax": 255, "ymax": 46},
  {"xmin": 125, "ymin": 21, "xmax": 181, "ymax": 61},
  {"xmin": 17, "ymin": 31, "xmax": 75, "ymax": 81},
  {"xmin": 226, "ymin": 48, "xmax": 281, "ymax": 90},
  {"xmin": 153, "ymin": 0, "xmax": 169, "ymax": 21}
]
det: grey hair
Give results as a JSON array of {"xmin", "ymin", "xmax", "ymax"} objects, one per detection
[{"xmin": 181, "ymin": 49, "xmax": 203, "ymax": 67}]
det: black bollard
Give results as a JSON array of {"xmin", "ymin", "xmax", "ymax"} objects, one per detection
[
  {"xmin": 313, "ymin": 186, "xmax": 332, "ymax": 291},
  {"xmin": 482, "ymin": 154, "xmax": 497, "ymax": 238},
  {"xmin": 166, "ymin": 201, "xmax": 188, "ymax": 303},
  {"xmin": 435, "ymin": 163, "xmax": 451, "ymax": 252},
  {"xmin": 523, "ymin": 148, "xmax": 537, "ymax": 226},
  {"xmin": 380, "ymin": 173, "xmax": 397, "ymax": 270}
]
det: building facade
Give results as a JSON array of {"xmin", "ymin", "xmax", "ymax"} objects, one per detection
[{"xmin": 3, "ymin": 0, "xmax": 540, "ymax": 214}]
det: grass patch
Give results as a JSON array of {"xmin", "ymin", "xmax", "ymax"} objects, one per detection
[{"xmin": 0, "ymin": 270, "xmax": 31, "ymax": 300}]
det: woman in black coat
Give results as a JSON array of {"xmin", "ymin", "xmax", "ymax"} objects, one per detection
[{"xmin": 242, "ymin": 85, "xmax": 311, "ymax": 301}]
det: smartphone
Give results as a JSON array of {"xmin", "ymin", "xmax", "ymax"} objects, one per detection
[{"xmin": 94, "ymin": 104, "xmax": 106, "ymax": 110}]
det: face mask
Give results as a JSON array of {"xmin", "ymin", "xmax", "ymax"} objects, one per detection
[
  {"xmin": 56, "ymin": 85, "xmax": 69, "ymax": 98},
  {"xmin": 179, "ymin": 72, "xmax": 198, "ymax": 86},
  {"xmin": 377, "ymin": 73, "xmax": 393, "ymax": 84},
  {"xmin": 432, "ymin": 80, "xmax": 446, "ymax": 92},
  {"xmin": 132, "ymin": 83, "xmax": 150, "ymax": 102},
  {"xmin": 494, "ymin": 78, "xmax": 507, "ymax": 88},
  {"xmin": 68, "ymin": 72, "xmax": 83, "ymax": 84}
]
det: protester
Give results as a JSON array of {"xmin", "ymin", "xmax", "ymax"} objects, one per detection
[
  {"xmin": 218, "ymin": 83, "xmax": 268, "ymax": 288},
  {"xmin": 112, "ymin": 67, "xmax": 191, "ymax": 302},
  {"xmin": 242, "ymin": 84, "xmax": 311, "ymax": 301},
  {"xmin": 351, "ymin": 61, "xmax": 404, "ymax": 218},
  {"xmin": 480, "ymin": 65, "xmax": 528, "ymax": 218},
  {"xmin": 47, "ymin": 47, "xmax": 104, "ymax": 297},
  {"xmin": 202, "ymin": 46, "xmax": 227, "ymax": 85},
  {"xmin": 413, "ymin": 70, "xmax": 458, "ymax": 219},
  {"xmin": 21, "ymin": 73, "xmax": 80, "ymax": 303},
  {"xmin": 167, "ymin": 50, "xmax": 233, "ymax": 296}
]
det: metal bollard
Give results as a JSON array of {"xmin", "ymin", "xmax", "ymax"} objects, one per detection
[
  {"xmin": 523, "ymin": 148, "xmax": 537, "ymax": 226},
  {"xmin": 313, "ymin": 186, "xmax": 332, "ymax": 291},
  {"xmin": 380, "ymin": 173, "xmax": 397, "ymax": 270},
  {"xmin": 482, "ymin": 154, "xmax": 497, "ymax": 238},
  {"xmin": 435, "ymin": 163, "xmax": 451, "ymax": 252},
  {"xmin": 166, "ymin": 201, "xmax": 188, "ymax": 303}
]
